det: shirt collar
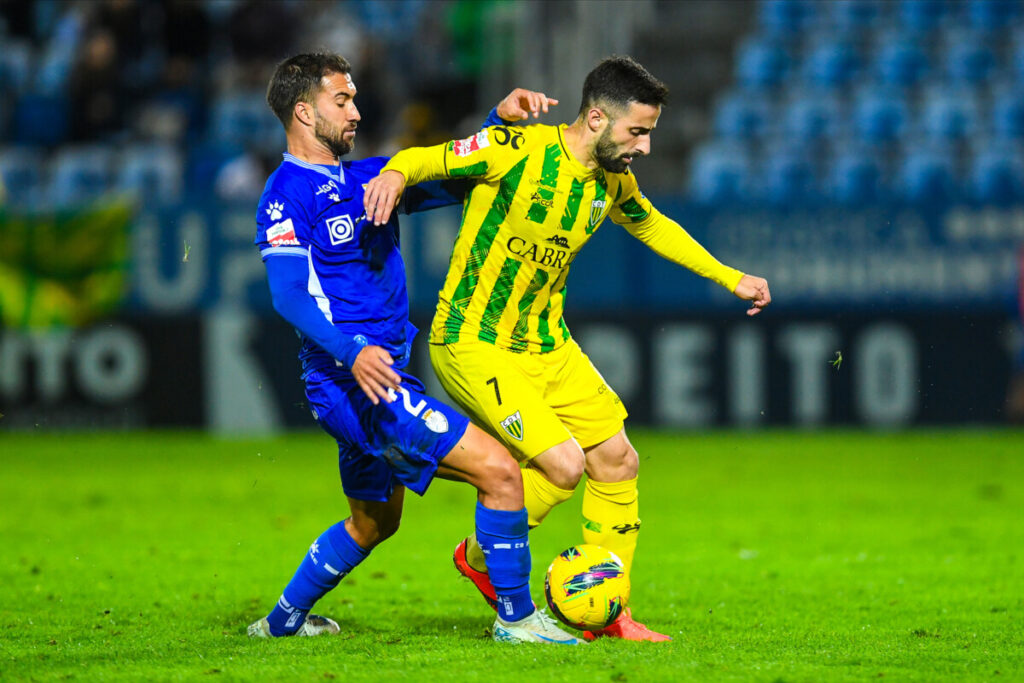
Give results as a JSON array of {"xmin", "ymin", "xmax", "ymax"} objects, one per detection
[{"xmin": 282, "ymin": 153, "xmax": 346, "ymax": 185}]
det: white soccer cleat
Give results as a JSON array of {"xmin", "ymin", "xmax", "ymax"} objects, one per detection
[
  {"xmin": 247, "ymin": 614, "xmax": 340, "ymax": 638},
  {"xmin": 492, "ymin": 608, "xmax": 585, "ymax": 645}
]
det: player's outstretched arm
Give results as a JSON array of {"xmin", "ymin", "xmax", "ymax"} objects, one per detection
[
  {"xmin": 733, "ymin": 274, "xmax": 771, "ymax": 316},
  {"xmin": 494, "ymin": 88, "xmax": 559, "ymax": 122}
]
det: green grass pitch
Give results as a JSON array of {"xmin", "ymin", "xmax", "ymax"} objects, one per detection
[{"xmin": 2, "ymin": 430, "xmax": 1022, "ymax": 681}]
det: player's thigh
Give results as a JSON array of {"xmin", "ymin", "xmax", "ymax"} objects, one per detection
[
  {"xmin": 435, "ymin": 423, "xmax": 523, "ymax": 509},
  {"xmin": 546, "ymin": 339, "xmax": 629, "ymax": 450},
  {"xmin": 429, "ymin": 341, "xmax": 571, "ymax": 461},
  {"xmin": 308, "ymin": 369, "xmax": 470, "ymax": 498}
]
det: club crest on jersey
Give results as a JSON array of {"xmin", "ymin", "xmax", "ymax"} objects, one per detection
[
  {"xmin": 326, "ymin": 214, "xmax": 354, "ymax": 245},
  {"xmin": 267, "ymin": 218, "xmax": 299, "ymax": 246},
  {"xmin": 589, "ymin": 199, "xmax": 606, "ymax": 229},
  {"xmin": 266, "ymin": 200, "xmax": 284, "ymax": 221},
  {"xmin": 500, "ymin": 411, "xmax": 524, "ymax": 441},
  {"xmin": 453, "ymin": 130, "xmax": 490, "ymax": 157}
]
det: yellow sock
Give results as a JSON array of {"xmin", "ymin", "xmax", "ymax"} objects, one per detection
[
  {"xmin": 522, "ymin": 466, "xmax": 576, "ymax": 527},
  {"xmin": 581, "ymin": 477, "xmax": 640, "ymax": 577},
  {"xmin": 465, "ymin": 468, "xmax": 575, "ymax": 573}
]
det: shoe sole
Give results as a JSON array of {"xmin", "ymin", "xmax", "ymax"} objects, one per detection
[{"xmin": 453, "ymin": 540, "xmax": 499, "ymax": 611}]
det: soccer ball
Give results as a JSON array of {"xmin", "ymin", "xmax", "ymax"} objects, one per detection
[{"xmin": 544, "ymin": 544, "xmax": 630, "ymax": 630}]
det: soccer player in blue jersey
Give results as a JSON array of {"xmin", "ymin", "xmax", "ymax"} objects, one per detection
[{"xmin": 245, "ymin": 52, "xmax": 579, "ymax": 645}]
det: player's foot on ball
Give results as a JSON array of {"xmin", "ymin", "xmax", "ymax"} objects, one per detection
[
  {"xmin": 247, "ymin": 614, "xmax": 341, "ymax": 638},
  {"xmin": 453, "ymin": 537, "xmax": 499, "ymax": 611},
  {"xmin": 582, "ymin": 608, "xmax": 671, "ymax": 642},
  {"xmin": 492, "ymin": 609, "xmax": 585, "ymax": 645}
]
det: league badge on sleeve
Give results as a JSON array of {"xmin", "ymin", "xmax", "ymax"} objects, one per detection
[
  {"xmin": 267, "ymin": 218, "xmax": 300, "ymax": 246},
  {"xmin": 453, "ymin": 130, "xmax": 490, "ymax": 157}
]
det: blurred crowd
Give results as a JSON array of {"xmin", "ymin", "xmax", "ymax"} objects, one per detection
[{"xmin": 0, "ymin": 0, "xmax": 501, "ymax": 207}]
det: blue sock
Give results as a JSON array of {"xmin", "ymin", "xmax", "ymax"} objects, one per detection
[
  {"xmin": 475, "ymin": 502, "xmax": 534, "ymax": 622},
  {"xmin": 265, "ymin": 521, "xmax": 370, "ymax": 636}
]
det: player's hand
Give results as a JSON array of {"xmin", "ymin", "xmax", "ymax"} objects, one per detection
[
  {"xmin": 351, "ymin": 345, "xmax": 401, "ymax": 405},
  {"xmin": 364, "ymin": 170, "xmax": 407, "ymax": 226},
  {"xmin": 496, "ymin": 88, "xmax": 559, "ymax": 121},
  {"xmin": 733, "ymin": 274, "xmax": 771, "ymax": 317}
]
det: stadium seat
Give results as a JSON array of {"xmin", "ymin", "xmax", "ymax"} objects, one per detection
[
  {"xmin": 966, "ymin": 0, "xmax": 1020, "ymax": 31},
  {"xmin": 872, "ymin": 36, "xmax": 930, "ymax": 87},
  {"xmin": 920, "ymin": 89, "xmax": 981, "ymax": 142},
  {"xmin": 992, "ymin": 87, "xmax": 1024, "ymax": 140},
  {"xmin": 783, "ymin": 91, "xmax": 844, "ymax": 142},
  {"xmin": 688, "ymin": 141, "xmax": 754, "ymax": 204},
  {"xmin": 1012, "ymin": 34, "xmax": 1024, "ymax": 83},
  {"xmin": 0, "ymin": 147, "xmax": 46, "ymax": 207},
  {"xmin": 897, "ymin": 144, "xmax": 958, "ymax": 203},
  {"xmin": 209, "ymin": 91, "xmax": 282, "ymax": 153},
  {"xmin": 827, "ymin": 146, "xmax": 885, "ymax": 204},
  {"xmin": 734, "ymin": 37, "xmax": 790, "ymax": 90},
  {"xmin": 711, "ymin": 91, "xmax": 771, "ymax": 141},
  {"xmin": 114, "ymin": 144, "xmax": 184, "ymax": 205},
  {"xmin": 897, "ymin": 0, "xmax": 951, "ymax": 33},
  {"xmin": 852, "ymin": 89, "xmax": 909, "ymax": 144},
  {"xmin": 944, "ymin": 34, "xmax": 996, "ymax": 85},
  {"xmin": 9, "ymin": 93, "xmax": 69, "ymax": 146},
  {"xmin": 48, "ymin": 145, "xmax": 114, "ymax": 207},
  {"xmin": 826, "ymin": 0, "xmax": 882, "ymax": 35},
  {"xmin": 801, "ymin": 39, "xmax": 861, "ymax": 89},
  {"xmin": 759, "ymin": 144, "xmax": 818, "ymax": 204},
  {"xmin": 758, "ymin": 0, "xmax": 813, "ymax": 37},
  {"xmin": 0, "ymin": 39, "xmax": 33, "ymax": 94},
  {"xmin": 969, "ymin": 143, "xmax": 1024, "ymax": 204}
]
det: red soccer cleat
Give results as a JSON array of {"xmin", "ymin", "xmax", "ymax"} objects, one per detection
[
  {"xmin": 582, "ymin": 608, "xmax": 672, "ymax": 642},
  {"xmin": 453, "ymin": 537, "xmax": 499, "ymax": 611}
]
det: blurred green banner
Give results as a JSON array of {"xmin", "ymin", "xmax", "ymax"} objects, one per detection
[{"xmin": 0, "ymin": 201, "xmax": 134, "ymax": 329}]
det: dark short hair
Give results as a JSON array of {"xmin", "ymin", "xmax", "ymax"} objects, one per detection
[
  {"xmin": 578, "ymin": 55, "xmax": 668, "ymax": 116},
  {"xmin": 266, "ymin": 52, "xmax": 352, "ymax": 128}
]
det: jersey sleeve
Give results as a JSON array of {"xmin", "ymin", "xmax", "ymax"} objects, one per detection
[
  {"xmin": 255, "ymin": 182, "xmax": 316, "ymax": 261},
  {"xmin": 382, "ymin": 125, "xmax": 523, "ymax": 186},
  {"xmin": 610, "ymin": 171, "xmax": 745, "ymax": 292},
  {"xmin": 400, "ymin": 179, "xmax": 467, "ymax": 214}
]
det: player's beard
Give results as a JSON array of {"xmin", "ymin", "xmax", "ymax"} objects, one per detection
[
  {"xmin": 594, "ymin": 125, "xmax": 636, "ymax": 174},
  {"xmin": 314, "ymin": 109, "xmax": 355, "ymax": 158}
]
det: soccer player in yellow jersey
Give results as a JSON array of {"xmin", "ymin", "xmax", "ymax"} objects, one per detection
[{"xmin": 365, "ymin": 56, "xmax": 771, "ymax": 641}]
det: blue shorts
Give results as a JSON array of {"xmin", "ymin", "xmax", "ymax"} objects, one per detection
[{"xmin": 304, "ymin": 366, "xmax": 470, "ymax": 502}]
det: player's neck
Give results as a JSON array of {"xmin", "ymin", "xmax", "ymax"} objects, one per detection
[
  {"xmin": 562, "ymin": 121, "xmax": 600, "ymax": 171},
  {"xmin": 286, "ymin": 133, "xmax": 340, "ymax": 167}
]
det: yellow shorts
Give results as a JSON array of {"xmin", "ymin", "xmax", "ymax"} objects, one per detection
[{"xmin": 428, "ymin": 339, "xmax": 628, "ymax": 461}]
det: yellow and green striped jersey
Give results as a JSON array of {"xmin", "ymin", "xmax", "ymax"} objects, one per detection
[{"xmin": 384, "ymin": 123, "xmax": 744, "ymax": 354}]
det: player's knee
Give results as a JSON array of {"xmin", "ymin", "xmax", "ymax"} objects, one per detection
[
  {"xmin": 543, "ymin": 451, "xmax": 585, "ymax": 490},
  {"xmin": 621, "ymin": 444, "xmax": 639, "ymax": 478}
]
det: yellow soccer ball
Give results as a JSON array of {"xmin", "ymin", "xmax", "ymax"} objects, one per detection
[{"xmin": 544, "ymin": 544, "xmax": 630, "ymax": 630}]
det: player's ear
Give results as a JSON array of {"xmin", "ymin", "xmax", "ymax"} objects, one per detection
[
  {"xmin": 294, "ymin": 101, "xmax": 315, "ymax": 127},
  {"xmin": 586, "ymin": 107, "xmax": 605, "ymax": 133}
]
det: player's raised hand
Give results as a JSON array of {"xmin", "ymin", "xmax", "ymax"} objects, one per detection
[
  {"xmin": 496, "ymin": 88, "xmax": 559, "ymax": 121},
  {"xmin": 733, "ymin": 274, "xmax": 772, "ymax": 316},
  {"xmin": 351, "ymin": 345, "xmax": 401, "ymax": 405},
  {"xmin": 364, "ymin": 170, "xmax": 407, "ymax": 226}
]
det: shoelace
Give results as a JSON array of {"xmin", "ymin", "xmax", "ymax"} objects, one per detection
[{"xmin": 533, "ymin": 609, "xmax": 560, "ymax": 629}]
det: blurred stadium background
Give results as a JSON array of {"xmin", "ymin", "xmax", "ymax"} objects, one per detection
[{"xmin": 1, "ymin": 0, "xmax": 1023, "ymax": 434}]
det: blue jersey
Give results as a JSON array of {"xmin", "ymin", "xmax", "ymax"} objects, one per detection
[{"xmin": 255, "ymin": 154, "xmax": 457, "ymax": 376}]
